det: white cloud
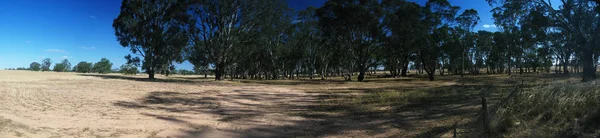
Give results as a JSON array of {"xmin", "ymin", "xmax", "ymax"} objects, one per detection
[
  {"xmin": 80, "ymin": 46, "xmax": 96, "ymax": 50},
  {"xmin": 483, "ymin": 24, "xmax": 497, "ymax": 28},
  {"xmin": 89, "ymin": 15, "xmax": 97, "ymax": 19},
  {"xmin": 45, "ymin": 49, "xmax": 67, "ymax": 53}
]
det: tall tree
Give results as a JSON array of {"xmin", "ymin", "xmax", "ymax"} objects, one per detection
[
  {"xmin": 456, "ymin": 9, "xmax": 480, "ymax": 77},
  {"xmin": 418, "ymin": 0, "xmax": 460, "ymax": 81},
  {"xmin": 384, "ymin": 0, "xmax": 421, "ymax": 78},
  {"xmin": 317, "ymin": 0, "xmax": 385, "ymax": 81},
  {"xmin": 113, "ymin": 0, "xmax": 192, "ymax": 79},
  {"xmin": 41, "ymin": 58, "xmax": 52, "ymax": 72},
  {"xmin": 61, "ymin": 59, "xmax": 71, "ymax": 72},
  {"xmin": 189, "ymin": 0, "xmax": 276, "ymax": 80},
  {"xmin": 488, "ymin": 0, "xmax": 600, "ymax": 81}
]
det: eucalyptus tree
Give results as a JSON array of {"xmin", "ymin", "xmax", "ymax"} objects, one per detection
[
  {"xmin": 475, "ymin": 30, "xmax": 493, "ymax": 74},
  {"xmin": 190, "ymin": 0, "xmax": 279, "ymax": 80},
  {"xmin": 455, "ymin": 9, "xmax": 480, "ymax": 76},
  {"xmin": 383, "ymin": 0, "xmax": 422, "ymax": 77},
  {"xmin": 256, "ymin": 1, "xmax": 294, "ymax": 80},
  {"xmin": 61, "ymin": 59, "xmax": 71, "ymax": 72},
  {"xmin": 41, "ymin": 58, "xmax": 52, "ymax": 72},
  {"xmin": 296, "ymin": 7, "xmax": 324, "ymax": 79},
  {"xmin": 29, "ymin": 62, "xmax": 41, "ymax": 71},
  {"xmin": 317, "ymin": 0, "xmax": 386, "ymax": 82},
  {"xmin": 418, "ymin": 0, "xmax": 461, "ymax": 81},
  {"xmin": 488, "ymin": 0, "xmax": 600, "ymax": 81},
  {"xmin": 488, "ymin": 0, "xmax": 530, "ymax": 75},
  {"xmin": 113, "ymin": 0, "xmax": 192, "ymax": 79}
]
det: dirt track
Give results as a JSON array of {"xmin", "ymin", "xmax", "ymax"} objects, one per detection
[{"xmin": 0, "ymin": 71, "xmax": 321, "ymax": 137}]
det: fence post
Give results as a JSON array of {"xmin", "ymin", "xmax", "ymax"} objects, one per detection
[
  {"xmin": 453, "ymin": 123, "xmax": 458, "ymax": 138},
  {"xmin": 482, "ymin": 95, "xmax": 490, "ymax": 138}
]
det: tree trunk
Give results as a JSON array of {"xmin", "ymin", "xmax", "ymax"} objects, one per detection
[
  {"xmin": 563, "ymin": 58, "xmax": 569, "ymax": 74},
  {"xmin": 401, "ymin": 63, "xmax": 408, "ymax": 77},
  {"xmin": 461, "ymin": 49, "xmax": 465, "ymax": 77},
  {"xmin": 358, "ymin": 65, "xmax": 366, "ymax": 82},
  {"xmin": 427, "ymin": 71, "xmax": 434, "ymax": 81},
  {"xmin": 215, "ymin": 63, "xmax": 224, "ymax": 80},
  {"xmin": 148, "ymin": 69, "xmax": 155, "ymax": 79},
  {"xmin": 582, "ymin": 50, "xmax": 596, "ymax": 82}
]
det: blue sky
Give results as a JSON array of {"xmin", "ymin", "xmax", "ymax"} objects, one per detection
[{"xmin": 0, "ymin": 0, "xmax": 498, "ymax": 70}]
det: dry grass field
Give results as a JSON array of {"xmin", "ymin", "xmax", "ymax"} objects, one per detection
[{"xmin": 0, "ymin": 70, "xmax": 579, "ymax": 137}]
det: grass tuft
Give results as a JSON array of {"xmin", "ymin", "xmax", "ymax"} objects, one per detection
[{"xmin": 492, "ymin": 81, "xmax": 600, "ymax": 137}]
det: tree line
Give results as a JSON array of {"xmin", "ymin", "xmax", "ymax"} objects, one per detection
[
  {"xmin": 112, "ymin": 0, "xmax": 600, "ymax": 82},
  {"xmin": 25, "ymin": 58, "xmax": 114, "ymax": 74},
  {"xmin": 16, "ymin": 57, "xmax": 201, "ymax": 76}
]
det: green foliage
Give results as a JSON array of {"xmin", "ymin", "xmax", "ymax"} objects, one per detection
[
  {"xmin": 113, "ymin": 0, "xmax": 191, "ymax": 79},
  {"xmin": 119, "ymin": 64, "xmax": 139, "ymax": 75},
  {"xmin": 189, "ymin": 0, "xmax": 287, "ymax": 80},
  {"xmin": 52, "ymin": 63, "xmax": 66, "ymax": 72},
  {"xmin": 317, "ymin": 0, "xmax": 386, "ymax": 81},
  {"xmin": 52, "ymin": 59, "xmax": 71, "ymax": 72},
  {"xmin": 41, "ymin": 58, "xmax": 52, "ymax": 72},
  {"xmin": 29, "ymin": 62, "xmax": 41, "ymax": 71},
  {"xmin": 93, "ymin": 58, "xmax": 113, "ymax": 74},
  {"xmin": 75, "ymin": 62, "xmax": 93, "ymax": 73}
]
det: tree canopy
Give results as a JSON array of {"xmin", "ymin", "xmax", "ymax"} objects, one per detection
[
  {"xmin": 93, "ymin": 58, "xmax": 113, "ymax": 74},
  {"xmin": 113, "ymin": 0, "xmax": 192, "ymax": 79},
  {"xmin": 106, "ymin": 0, "xmax": 600, "ymax": 82}
]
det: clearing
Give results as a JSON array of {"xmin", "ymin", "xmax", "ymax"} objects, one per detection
[{"xmin": 0, "ymin": 70, "xmax": 575, "ymax": 137}]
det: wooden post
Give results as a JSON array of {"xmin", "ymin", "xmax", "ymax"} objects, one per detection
[
  {"xmin": 453, "ymin": 123, "xmax": 458, "ymax": 138},
  {"xmin": 482, "ymin": 95, "xmax": 490, "ymax": 138}
]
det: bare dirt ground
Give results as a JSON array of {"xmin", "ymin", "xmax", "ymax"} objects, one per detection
[{"xmin": 0, "ymin": 70, "xmax": 577, "ymax": 138}]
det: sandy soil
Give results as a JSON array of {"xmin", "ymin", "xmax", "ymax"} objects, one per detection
[
  {"xmin": 0, "ymin": 70, "xmax": 545, "ymax": 138},
  {"xmin": 0, "ymin": 71, "xmax": 320, "ymax": 138}
]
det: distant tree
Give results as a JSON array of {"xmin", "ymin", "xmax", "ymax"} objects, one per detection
[
  {"xmin": 41, "ymin": 58, "xmax": 52, "ymax": 72},
  {"xmin": 158, "ymin": 64, "xmax": 176, "ymax": 76},
  {"xmin": 30, "ymin": 62, "xmax": 41, "ymax": 71},
  {"xmin": 61, "ymin": 59, "xmax": 71, "ymax": 72},
  {"xmin": 179, "ymin": 69, "xmax": 194, "ymax": 76},
  {"xmin": 93, "ymin": 58, "xmax": 113, "ymax": 74},
  {"xmin": 113, "ymin": 0, "xmax": 191, "ymax": 79},
  {"xmin": 119, "ymin": 64, "xmax": 139, "ymax": 75},
  {"xmin": 53, "ymin": 63, "xmax": 66, "ymax": 72},
  {"xmin": 75, "ymin": 62, "xmax": 93, "ymax": 73}
]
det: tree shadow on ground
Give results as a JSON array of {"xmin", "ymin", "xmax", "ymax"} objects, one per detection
[
  {"xmin": 238, "ymin": 79, "xmax": 348, "ymax": 85},
  {"xmin": 110, "ymin": 75, "xmax": 533, "ymax": 137},
  {"xmin": 78, "ymin": 74, "xmax": 196, "ymax": 83}
]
